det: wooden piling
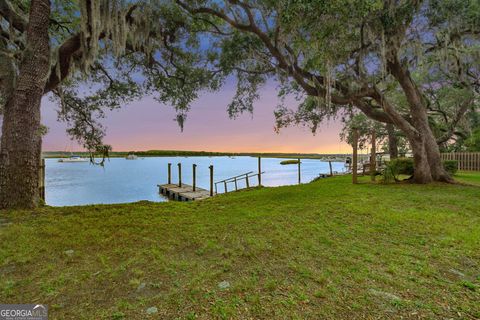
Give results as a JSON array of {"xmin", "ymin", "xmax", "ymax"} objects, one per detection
[
  {"xmin": 328, "ymin": 161, "xmax": 333, "ymax": 176},
  {"xmin": 353, "ymin": 129, "xmax": 359, "ymax": 184},
  {"xmin": 39, "ymin": 158, "xmax": 45, "ymax": 201},
  {"xmin": 209, "ymin": 165, "xmax": 214, "ymax": 196},
  {"xmin": 167, "ymin": 163, "xmax": 172, "ymax": 184},
  {"xmin": 192, "ymin": 164, "xmax": 197, "ymax": 191},
  {"xmin": 298, "ymin": 158, "xmax": 301, "ymax": 184},
  {"xmin": 258, "ymin": 157, "xmax": 262, "ymax": 186},
  {"xmin": 178, "ymin": 163, "xmax": 182, "ymax": 187},
  {"xmin": 370, "ymin": 130, "xmax": 376, "ymax": 181}
]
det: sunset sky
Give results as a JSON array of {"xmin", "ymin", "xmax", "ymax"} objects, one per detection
[{"xmin": 41, "ymin": 83, "xmax": 351, "ymax": 154}]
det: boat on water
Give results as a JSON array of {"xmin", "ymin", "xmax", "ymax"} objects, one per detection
[
  {"xmin": 58, "ymin": 155, "xmax": 88, "ymax": 163},
  {"xmin": 126, "ymin": 154, "xmax": 138, "ymax": 160}
]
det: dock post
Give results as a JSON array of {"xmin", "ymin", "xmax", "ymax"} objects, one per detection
[
  {"xmin": 167, "ymin": 163, "xmax": 172, "ymax": 184},
  {"xmin": 178, "ymin": 163, "xmax": 182, "ymax": 187},
  {"xmin": 39, "ymin": 158, "xmax": 45, "ymax": 201},
  {"xmin": 209, "ymin": 165, "xmax": 214, "ymax": 196},
  {"xmin": 192, "ymin": 164, "xmax": 197, "ymax": 191},
  {"xmin": 353, "ymin": 129, "xmax": 359, "ymax": 184},
  {"xmin": 298, "ymin": 158, "xmax": 301, "ymax": 184},
  {"xmin": 329, "ymin": 161, "xmax": 333, "ymax": 176},
  {"xmin": 258, "ymin": 157, "xmax": 262, "ymax": 186},
  {"xmin": 370, "ymin": 130, "xmax": 376, "ymax": 182}
]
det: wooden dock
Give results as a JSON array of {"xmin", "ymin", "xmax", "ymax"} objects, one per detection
[
  {"xmin": 158, "ymin": 184, "xmax": 212, "ymax": 201},
  {"xmin": 158, "ymin": 159, "xmax": 263, "ymax": 201}
]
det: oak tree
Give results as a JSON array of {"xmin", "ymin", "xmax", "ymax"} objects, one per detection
[
  {"xmin": 174, "ymin": 0, "xmax": 479, "ymax": 183},
  {"xmin": 0, "ymin": 0, "xmax": 219, "ymax": 209}
]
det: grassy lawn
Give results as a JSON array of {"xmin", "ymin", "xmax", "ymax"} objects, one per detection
[
  {"xmin": 1, "ymin": 175, "xmax": 479, "ymax": 319},
  {"xmin": 456, "ymin": 171, "xmax": 480, "ymax": 186}
]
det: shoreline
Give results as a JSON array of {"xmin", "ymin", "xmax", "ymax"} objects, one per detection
[{"xmin": 42, "ymin": 150, "xmax": 352, "ymax": 161}]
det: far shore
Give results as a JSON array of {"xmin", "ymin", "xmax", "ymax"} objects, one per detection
[{"xmin": 42, "ymin": 150, "xmax": 355, "ymax": 161}]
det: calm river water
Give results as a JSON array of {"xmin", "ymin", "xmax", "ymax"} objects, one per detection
[{"xmin": 45, "ymin": 156, "xmax": 345, "ymax": 206}]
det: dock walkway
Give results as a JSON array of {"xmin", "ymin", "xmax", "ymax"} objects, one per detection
[{"xmin": 158, "ymin": 184, "xmax": 212, "ymax": 201}]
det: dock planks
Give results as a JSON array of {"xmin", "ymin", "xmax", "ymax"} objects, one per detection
[{"xmin": 158, "ymin": 184, "xmax": 213, "ymax": 201}]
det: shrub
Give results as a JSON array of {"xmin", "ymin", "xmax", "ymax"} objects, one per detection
[
  {"xmin": 390, "ymin": 158, "xmax": 414, "ymax": 175},
  {"xmin": 382, "ymin": 163, "xmax": 398, "ymax": 183},
  {"xmin": 383, "ymin": 158, "xmax": 458, "ymax": 182},
  {"xmin": 382, "ymin": 158, "xmax": 414, "ymax": 183},
  {"xmin": 443, "ymin": 160, "xmax": 458, "ymax": 175}
]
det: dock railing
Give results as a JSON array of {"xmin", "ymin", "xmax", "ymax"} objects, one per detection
[{"xmin": 214, "ymin": 171, "xmax": 265, "ymax": 194}]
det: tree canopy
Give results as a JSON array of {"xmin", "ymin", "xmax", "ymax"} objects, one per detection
[
  {"xmin": 167, "ymin": 0, "xmax": 479, "ymax": 183},
  {"xmin": 0, "ymin": 0, "xmax": 222, "ymax": 154}
]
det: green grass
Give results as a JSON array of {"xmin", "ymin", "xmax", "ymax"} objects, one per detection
[
  {"xmin": 1, "ymin": 175, "xmax": 479, "ymax": 319},
  {"xmin": 455, "ymin": 171, "xmax": 480, "ymax": 186}
]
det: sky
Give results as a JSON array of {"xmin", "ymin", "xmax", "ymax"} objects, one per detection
[{"xmin": 41, "ymin": 83, "xmax": 351, "ymax": 154}]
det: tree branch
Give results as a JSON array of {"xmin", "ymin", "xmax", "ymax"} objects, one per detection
[
  {"xmin": 0, "ymin": 0, "xmax": 28, "ymax": 32},
  {"xmin": 44, "ymin": 4, "xmax": 140, "ymax": 93}
]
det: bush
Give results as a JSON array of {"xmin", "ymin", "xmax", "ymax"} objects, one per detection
[
  {"xmin": 390, "ymin": 158, "xmax": 414, "ymax": 175},
  {"xmin": 382, "ymin": 158, "xmax": 414, "ymax": 182},
  {"xmin": 382, "ymin": 158, "xmax": 458, "ymax": 182},
  {"xmin": 443, "ymin": 160, "xmax": 458, "ymax": 175},
  {"xmin": 396, "ymin": 158, "xmax": 415, "ymax": 175}
]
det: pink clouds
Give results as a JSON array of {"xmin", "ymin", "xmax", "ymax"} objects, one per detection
[{"xmin": 41, "ymin": 84, "xmax": 350, "ymax": 154}]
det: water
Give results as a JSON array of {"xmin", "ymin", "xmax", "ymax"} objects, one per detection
[{"xmin": 45, "ymin": 156, "xmax": 345, "ymax": 206}]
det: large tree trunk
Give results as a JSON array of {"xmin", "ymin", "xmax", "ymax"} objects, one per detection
[
  {"xmin": 408, "ymin": 135, "xmax": 433, "ymax": 183},
  {"xmin": 423, "ymin": 131, "xmax": 453, "ymax": 182},
  {"xmin": 407, "ymin": 98, "xmax": 452, "ymax": 183},
  {"xmin": 0, "ymin": 0, "xmax": 51, "ymax": 209},
  {"xmin": 401, "ymin": 109, "xmax": 452, "ymax": 183},
  {"xmin": 387, "ymin": 57, "xmax": 452, "ymax": 183},
  {"xmin": 386, "ymin": 123, "xmax": 398, "ymax": 159}
]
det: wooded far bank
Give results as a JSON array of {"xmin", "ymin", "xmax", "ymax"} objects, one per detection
[{"xmin": 42, "ymin": 150, "xmax": 352, "ymax": 159}]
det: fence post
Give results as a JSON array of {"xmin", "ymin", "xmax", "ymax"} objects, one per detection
[
  {"xmin": 234, "ymin": 177, "xmax": 238, "ymax": 191},
  {"xmin": 192, "ymin": 164, "xmax": 197, "ymax": 191},
  {"xmin": 353, "ymin": 129, "xmax": 359, "ymax": 184},
  {"xmin": 258, "ymin": 157, "xmax": 262, "ymax": 186},
  {"xmin": 329, "ymin": 161, "xmax": 333, "ymax": 176},
  {"xmin": 245, "ymin": 174, "xmax": 250, "ymax": 188},
  {"xmin": 224, "ymin": 181, "xmax": 228, "ymax": 193},
  {"xmin": 167, "ymin": 163, "xmax": 172, "ymax": 184},
  {"xmin": 177, "ymin": 163, "xmax": 182, "ymax": 187},
  {"xmin": 209, "ymin": 165, "xmax": 214, "ymax": 196}
]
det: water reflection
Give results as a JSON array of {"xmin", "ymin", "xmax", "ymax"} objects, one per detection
[{"xmin": 45, "ymin": 156, "xmax": 345, "ymax": 206}]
